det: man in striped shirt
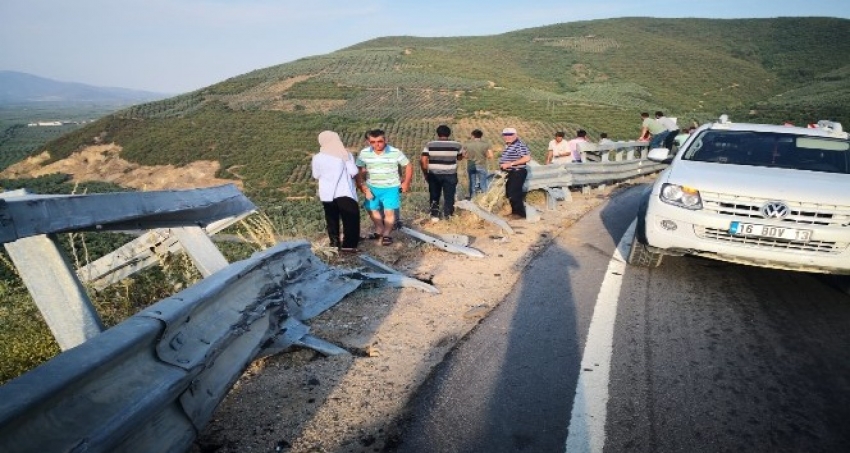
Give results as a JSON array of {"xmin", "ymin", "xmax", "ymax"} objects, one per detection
[
  {"xmin": 356, "ymin": 129, "xmax": 413, "ymax": 245},
  {"xmin": 421, "ymin": 125, "xmax": 463, "ymax": 221},
  {"xmin": 498, "ymin": 127, "xmax": 531, "ymax": 219}
]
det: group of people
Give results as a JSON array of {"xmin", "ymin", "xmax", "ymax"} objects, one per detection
[
  {"xmin": 311, "ymin": 125, "xmax": 530, "ymax": 253},
  {"xmin": 544, "ymin": 129, "xmax": 592, "ymax": 164},
  {"xmin": 638, "ymin": 111, "xmax": 680, "ymax": 150},
  {"xmin": 312, "ymin": 115, "xmax": 697, "ymax": 252}
]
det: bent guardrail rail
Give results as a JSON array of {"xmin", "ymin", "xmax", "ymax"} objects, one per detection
[
  {"xmin": 0, "ymin": 241, "xmax": 363, "ymax": 453},
  {"xmin": 0, "ymin": 184, "xmax": 440, "ymax": 452},
  {"xmin": 0, "ymin": 184, "xmax": 256, "ymax": 350}
]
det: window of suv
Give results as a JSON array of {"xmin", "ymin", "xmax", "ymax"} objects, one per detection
[{"xmin": 682, "ymin": 130, "xmax": 850, "ymax": 174}]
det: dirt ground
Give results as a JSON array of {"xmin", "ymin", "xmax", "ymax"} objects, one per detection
[{"xmin": 191, "ymin": 180, "xmax": 643, "ymax": 453}]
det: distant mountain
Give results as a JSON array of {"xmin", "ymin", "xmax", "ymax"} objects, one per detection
[{"xmin": 0, "ymin": 71, "xmax": 171, "ymax": 105}]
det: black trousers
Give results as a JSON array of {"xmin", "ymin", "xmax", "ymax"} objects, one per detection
[
  {"xmin": 505, "ymin": 168, "xmax": 527, "ymax": 217},
  {"xmin": 427, "ymin": 173, "xmax": 458, "ymax": 218},
  {"xmin": 322, "ymin": 197, "xmax": 360, "ymax": 248}
]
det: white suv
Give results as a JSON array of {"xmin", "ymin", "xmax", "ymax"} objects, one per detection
[{"xmin": 629, "ymin": 116, "xmax": 850, "ymax": 274}]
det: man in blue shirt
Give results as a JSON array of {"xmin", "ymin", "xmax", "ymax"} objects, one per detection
[{"xmin": 498, "ymin": 127, "xmax": 531, "ymax": 219}]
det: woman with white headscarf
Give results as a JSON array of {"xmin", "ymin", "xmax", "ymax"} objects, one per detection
[{"xmin": 311, "ymin": 130, "xmax": 360, "ymax": 252}]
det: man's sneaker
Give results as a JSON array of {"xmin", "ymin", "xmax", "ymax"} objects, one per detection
[{"xmin": 430, "ymin": 217, "xmax": 440, "ymax": 223}]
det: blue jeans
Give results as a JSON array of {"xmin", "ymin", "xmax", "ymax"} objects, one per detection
[
  {"xmin": 650, "ymin": 130, "xmax": 670, "ymax": 149},
  {"xmin": 467, "ymin": 164, "xmax": 490, "ymax": 198}
]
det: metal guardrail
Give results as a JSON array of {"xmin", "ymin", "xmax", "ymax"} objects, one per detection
[
  {"xmin": 0, "ymin": 184, "xmax": 437, "ymax": 452},
  {"xmin": 0, "ymin": 241, "xmax": 364, "ymax": 453},
  {"xmin": 1, "ymin": 184, "xmax": 256, "ymax": 350},
  {"xmin": 522, "ymin": 141, "xmax": 667, "ymax": 202},
  {"xmin": 443, "ymin": 141, "xmax": 663, "ymax": 228},
  {"xmin": 0, "ymin": 184, "xmax": 254, "ymax": 243}
]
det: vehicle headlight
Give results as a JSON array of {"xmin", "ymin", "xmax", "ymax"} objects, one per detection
[{"xmin": 660, "ymin": 183, "xmax": 703, "ymax": 210}]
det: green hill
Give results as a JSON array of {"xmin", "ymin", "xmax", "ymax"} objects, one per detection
[{"xmin": 25, "ymin": 17, "xmax": 850, "ymax": 205}]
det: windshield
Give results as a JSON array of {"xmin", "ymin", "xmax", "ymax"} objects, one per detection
[{"xmin": 682, "ymin": 130, "xmax": 850, "ymax": 174}]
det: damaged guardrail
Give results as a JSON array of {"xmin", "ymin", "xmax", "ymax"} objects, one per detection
[
  {"xmin": 0, "ymin": 241, "xmax": 364, "ymax": 453},
  {"xmin": 0, "ymin": 184, "xmax": 438, "ymax": 452},
  {"xmin": 0, "ymin": 184, "xmax": 256, "ymax": 350}
]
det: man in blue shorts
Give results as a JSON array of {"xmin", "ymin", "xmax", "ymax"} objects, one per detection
[{"xmin": 356, "ymin": 129, "xmax": 413, "ymax": 245}]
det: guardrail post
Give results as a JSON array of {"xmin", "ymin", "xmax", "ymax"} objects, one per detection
[
  {"xmin": 173, "ymin": 226, "xmax": 229, "ymax": 277},
  {"xmin": 4, "ymin": 234, "xmax": 104, "ymax": 350}
]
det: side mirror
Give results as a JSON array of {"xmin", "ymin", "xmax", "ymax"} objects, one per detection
[{"xmin": 647, "ymin": 147, "xmax": 673, "ymax": 163}]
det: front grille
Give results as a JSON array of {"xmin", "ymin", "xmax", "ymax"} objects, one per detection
[
  {"xmin": 701, "ymin": 191, "xmax": 850, "ymax": 227},
  {"xmin": 696, "ymin": 227, "xmax": 846, "ymax": 254}
]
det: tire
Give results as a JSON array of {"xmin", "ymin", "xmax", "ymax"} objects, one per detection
[{"xmin": 627, "ymin": 233, "xmax": 663, "ymax": 267}]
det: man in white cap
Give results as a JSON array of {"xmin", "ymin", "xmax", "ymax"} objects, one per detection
[{"xmin": 498, "ymin": 127, "xmax": 531, "ymax": 219}]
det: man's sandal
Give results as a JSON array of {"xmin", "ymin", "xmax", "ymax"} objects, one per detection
[{"xmin": 381, "ymin": 236, "xmax": 393, "ymax": 246}]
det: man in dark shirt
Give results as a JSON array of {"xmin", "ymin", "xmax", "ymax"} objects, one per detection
[
  {"xmin": 421, "ymin": 125, "xmax": 463, "ymax": 221},
  {"xmin": 498, "ymin": 127, "xmax": 531, "ymax": 219},
  {"xmin": 462, "ymin": 129, "xmax": 493, "ymax": 199}
]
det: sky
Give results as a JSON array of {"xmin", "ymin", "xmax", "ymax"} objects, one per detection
[{"xmin": 2, "ymin": 1, "xmax": 849, "ymax": 94}]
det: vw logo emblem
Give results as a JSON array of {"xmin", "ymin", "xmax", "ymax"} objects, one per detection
[{"xmin": 761, "ymin": 201, "xmax": 790, "ymax": 219}]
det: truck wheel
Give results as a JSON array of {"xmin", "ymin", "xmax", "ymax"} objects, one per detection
[{"xmin": 627, "ymin": 234, "xmax": 663, "ymax": 267}]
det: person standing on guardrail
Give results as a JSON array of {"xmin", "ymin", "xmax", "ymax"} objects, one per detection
[
  {"xmin": 312, "ymin": 131, "xmax": 360, "ymax": 252},
  {"xmin": 421, "ymin": 125, "xmax": 464, "ymax": 222},
  {"xmin": 654, "ymin": 111, "xmax": 680, "ymax": 150},
  {"xmin": 638, "ymin": 112, "xmax": 665, "ymax": 145},
  {"xmin": 462, "ymin": 129, "xmax": 494, "ymax": 199},
  {"xmin": 566, "ymin": 129, "xmax": 589, "ymax": 163},
  {"xmin": 356, "ymin": 129, "xmax": 413, "ymax": 246},
  {"xmin": 545, "ymin": 131, "xmax": 571, "ymax": 165},
  {"xmin": 499, "ymin": 127, "xmax": 531, "ymax": 219}
]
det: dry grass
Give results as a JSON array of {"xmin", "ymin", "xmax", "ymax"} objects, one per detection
[
  {"xmin": 237, "ymin": 211, "xmax": 283, "ymax": 250},
  {"xmin": 475, "ymin": 172, "xmax": 508, "ymax": 213}
]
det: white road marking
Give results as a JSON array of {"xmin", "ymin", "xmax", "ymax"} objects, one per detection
[{"xmin": 564, "ymin": 219, "xmax": 636, "ymax": 453}]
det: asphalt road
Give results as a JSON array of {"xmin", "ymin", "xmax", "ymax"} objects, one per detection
[{"xmin": 392, "ymin": 184, "xmax": 850, "ymax": 453}]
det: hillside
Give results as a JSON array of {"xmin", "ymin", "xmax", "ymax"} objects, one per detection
[{"xmin": 9, "ymin": 17, "xmax": 850, "ymax": 205}]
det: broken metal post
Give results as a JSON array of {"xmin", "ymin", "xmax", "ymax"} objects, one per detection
[
  {"xmin": 359, "ymin": 253, "xmax": 403, "ymax": 275},
  {"xmin": 455, "ymin": 200, "xmax": 515, "ymax": 234},
  {"xmin": 399, "ymin": 226, "xmax": 485, "ymax": 258}
]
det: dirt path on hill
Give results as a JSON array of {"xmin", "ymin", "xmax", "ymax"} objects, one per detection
[{"xmin": 191, "ymin": 179, "xmax": 649, "ymax": 453}]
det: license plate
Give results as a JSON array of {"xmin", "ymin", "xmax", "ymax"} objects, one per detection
[{"xmin": 729, "ymin": 222, "xmax": 812, "ymax": 242}]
